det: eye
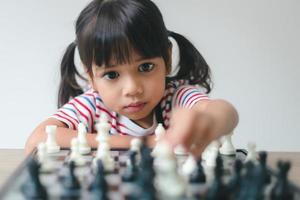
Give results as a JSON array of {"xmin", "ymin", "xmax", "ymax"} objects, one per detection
[
  {"xmin": 103, "ymin": 71, "xmax": 119, "ymax": 80},
  {"xmin": 138, "ymin": 63, "xmax": 155, "ymax": 72}
]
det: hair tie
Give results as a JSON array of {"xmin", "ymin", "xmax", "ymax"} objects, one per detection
[{"xmin": 167, "ymin": 36, "xmax": 180, "ymax": 77}]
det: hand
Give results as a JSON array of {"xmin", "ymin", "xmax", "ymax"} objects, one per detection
[{"xmin": 163, "ymin": 107, "xmax": 215, "ymax": 157}]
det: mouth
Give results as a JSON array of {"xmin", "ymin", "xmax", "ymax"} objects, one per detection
[{"xmin": 124, "ymin": 102, "xmax": 146, "ymax": 113}]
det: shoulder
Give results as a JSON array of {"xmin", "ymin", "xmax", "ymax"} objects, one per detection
[{"xmin": 164, "ymin": 79, "xmax": 210, "ymax": 108}]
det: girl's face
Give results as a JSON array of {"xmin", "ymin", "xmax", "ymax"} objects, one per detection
[{"xmin": 90, "ymin": 51, "xmax": 169, "ymax": 128}]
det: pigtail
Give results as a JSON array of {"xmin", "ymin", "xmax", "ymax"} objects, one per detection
[
  {"xmin": 57, "ymin": 42, "xmax": 84, "ymax": 108},
  {"xmin": 167, "ymin": 31, "xmax": 212, "ymax": 94}
]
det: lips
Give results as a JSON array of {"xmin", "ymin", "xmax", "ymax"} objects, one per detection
[{"xmin": 124, "ymin": 102, "xmax": 146, "ymax": 113}]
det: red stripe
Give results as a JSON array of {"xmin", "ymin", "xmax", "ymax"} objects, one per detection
[
  {"xmin": 96, "ymin": 105, "xmax": 127, "ymax": 129},
  {"xmin": 177, "ymin": 87, "xmax": 192, "ymax": 107},
  {"xmin": 161, "ymin": 92, "xmax": 173, "ymax": 102},
  {"xmin": 175, "ymin": 87, "xmax": 186, "ymax": 103},
  {"xmin": 74, "ymin": 98, "xmax": 94, "ymax": 130},
  {"xmin": 69, "ymin": 102, "xmax": 89, "ymax": 123},
  {"xmin": 185, "ymin": 93, "xmax": 207, "ymax": 106},
  {"xmin": 54, "ymin": 113, "xmax": 76, "ymax": 129},
  {"xmin": 189, "ymin": 96, "xmax": 210, "ymax": 107},
  {"xmin": 59, "ymin": 110, "xmax": 79, "ymax": 124}
]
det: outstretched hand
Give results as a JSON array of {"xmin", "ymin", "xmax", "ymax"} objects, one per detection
[{"xmin": 163, "ymin": 107, "xmax": 216, "ymax": 157}]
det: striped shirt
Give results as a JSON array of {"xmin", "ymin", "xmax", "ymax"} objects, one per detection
[{"xmin": 50, "ymin": 80, "xmax": 209, "ymax": 136}]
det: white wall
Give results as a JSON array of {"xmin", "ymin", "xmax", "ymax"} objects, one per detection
[{"xmin": 0, "ymin": 0, "xmax": 299, "ymax": 151}]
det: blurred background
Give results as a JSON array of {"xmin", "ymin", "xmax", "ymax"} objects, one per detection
[{"xmin": 0, "ymin": 0, "xmax": 299, "ymax": 151}]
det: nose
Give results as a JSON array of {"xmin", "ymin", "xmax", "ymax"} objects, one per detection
[{"xmin": 123, "ymin": 76, "xmax": 143, "ymax": 97}]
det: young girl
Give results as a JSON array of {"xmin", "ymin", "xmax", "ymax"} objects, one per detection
[{"xmin": 25, "ymin": 0, "xmax": 238, "ymax": 156}]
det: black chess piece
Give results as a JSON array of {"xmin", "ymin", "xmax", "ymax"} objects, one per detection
[
  {"xmin": 227, "ymin": 159, "xmax": 243, "ymax": 199},
  {"xmin": 89, "ymin": 160, "xmax": 109, "ymax": 200},
  {"xmin": 206, "ymin": 154, "xmax": 229, "ymax": 200},
  {"xmin": 257, "ymin": 151, "xmax": 271, "ymax": 184},
  {"xmin": 21, "ymin": 157, "xmax": 48, "ymax": 200},
  {"xmin": 189, "ymin": 157, "xmax": 206, "ymax": 183},
  {"xmin": 237, "ymin": 160, "xmax": 265, "ymax": 200},
  {"xmin": 271, "ymin": 161, "xmax": 294, "ymax": 200},
  {"xmin": 122, "ymin": 151, "xmax": 138, "ymax": 182},
  {"xmin": 60, "ymin": 161, "xmax": 81, "ymax": 199}
]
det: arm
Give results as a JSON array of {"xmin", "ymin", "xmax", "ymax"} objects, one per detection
[
  {"xmin": 25, "ymin": 118, "xmax": 156, "ymax": 155},
  {"xmin": 165, "ymin": 99, "xmax": 239, "ymax": 156}
]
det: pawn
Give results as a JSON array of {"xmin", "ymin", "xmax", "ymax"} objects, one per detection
[
  {"xmin": 257, "ymin": 151, "xmax": 271, "ymax": 184},
  {"xmin": 122, "ymin": 151, "xmax": 138, "ymax": 182},
  {"xmin": 77, "ymin": 123, "xmax": 91, "ymax": 155},
  {"xmin": 61, "ymin": 161, "xmax": 81, "ymax": 199},
  {"xmin": 70, "ymin": 138, "xmax": 86, "ymax": 166},
  {"xmin": 45, "ymin": 125, "xmax": 60, "ymax": 153},
  {"xmin": 189, "ymin": 157, "xmax": 206, "ymax": 183},
  {"xmin": 245, "ymin": 143, "xmax": 258, "ymax": 163},
  {"xmin": 206, "ymin": 155, "xmax": 229, "ymax": 200},
  {"xmin": 271, "ymin": 161, "xmax": 294, "ymax": 200},
  {"xmin": 89, "ymin": 160, "xmax": 109, "ymax": 200},
  {"xmin": 219, "ymin": 133, "xmax": 236, "ymax": 156},
  {"xmin": 93, "ymin": 143, "xmax": 114, "ymax": 172},
  {"xmin": 21, "ymin": 158, "xmax": 48, "ymax": 199},
  {"xmin": 37, "ymin": 142, "xmax": 54, "ymax": 172},
  {"xmin": 182, "ymin": 154, "xmax": 197, "ymax": 177},
  {"xmin": 227, "ymin": 159, "xmax": 243, "ymax": 198}
]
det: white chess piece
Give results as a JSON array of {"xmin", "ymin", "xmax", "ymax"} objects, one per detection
[
  {"xmin": 95, "ymin": 114, "xmax": 111, "ymax": 143},
  {"xmin": 219, "ymin": 133, "xmax": 236, "ymax": 155},
  {"xmin": 174, "ymin": 144, "xmax": 188, "ymax": 155},
  {"xmin": 245, "ymin": 142, "xmax": 258, "ymax": 163},
  {"xmin": 45, "ymin": 125, "xmax": 60, "ymax": 153},
  {"xmin": 93, "ymin": 143, "xmax": 114, "ymax": 172},
  {"xmin": 202, "ymin": 140, "xmax": 220, "ymax": 161},
  {"xmin": 203, "ymin": 140, "xmax": 220, "ymax": 168},
  {"xmin": 154, "ymin": 141, "xmax": 187, "ymax": 198},
  {"xmin": 151, "ymin": 123, "xmax": 166, "ymax": 156},
  {"xmin": 77, "ymin": 123, "xmax": 91, "ymax": 154},
  {"xmin": 37, "ymin": 142, "xmax": 54, "ymax": 172},
  {"xmin": 181, "ymin": 154, "xmax": 197, "ymax": 177},
  {"xmin": 70, "ymin": 138, "xmax": 86, "ymax": 166}
]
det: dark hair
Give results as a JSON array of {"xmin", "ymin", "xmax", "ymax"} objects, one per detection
[{"xmin": 58, "ymin": 0, "xmax": 212, "ymax": 107}]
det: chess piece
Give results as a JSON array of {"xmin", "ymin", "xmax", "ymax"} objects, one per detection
[
  {"xmin": 95, "ymin": 114, "xmax": 111, "ymax": 143},
  {"xmin": 271, "ymin": 161, "xmax": 294, "ymax": 200},
  {"xmin": 77, "ymin": 123, "xmax": 91, "ymax": 154},
  {"xmin": 70, "ymin": 138, "xmax": 86, "ymax": 166},
  {"xmin": 94, "ymin": 143, "xmax": 114, "ymax": 172},
  {"xmin": 245, "ymin": 142, "xmax": 258, "ymax": 163},
  {"xmin": 45, "ymin": 125, "xmax": 60, "ymax": 153},
  {"xmin": 182, "ymin": 154, "xmax": 197, "ymax": 177},
  {"xmin": 61, "ymin": 161, "xmax": 81, "ymax": 199},
  {"xmin": 219, "ymin": 133, "xmax": 236, "ymax": 155},
  {"xmin": 21, "ymin": 158, "xmax": 48, "ymax": 199},
  {"xmin": 122, "ymin": 151, "xmax": 138, "ymax": 182},
  {"xmin": 89, "ymin": 160, "xmax": 109, "ymax": 200},
  {"xmin": 37, "ymin": 142, "xmax": 54, "ymax": 172},
  {"xmin": 151, "ymin": 123, "xmax": 166, "ymax": 156},
  {"xmin": 206, "ymin": 155, "xmax": 229, "ymax": 200},
  {"xmin": 154, "ymin": 142, "xmax": 187, "ymax": 198},
  {"xmin": 189, "ymin": 157, "xmax": 206, "ymax": 183}
]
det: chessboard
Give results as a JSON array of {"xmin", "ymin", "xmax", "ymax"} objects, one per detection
[{"xmin": 0, "ymin": 146, "xmax": 300, "ymax": 200}]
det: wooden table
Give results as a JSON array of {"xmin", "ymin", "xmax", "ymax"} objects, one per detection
[{"xmin": 0, "ymin": 149, "xmax": 299, "ymax": 188}]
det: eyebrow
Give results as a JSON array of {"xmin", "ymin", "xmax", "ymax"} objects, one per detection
[{"xmin": 106, "ymin": 56, "xmax": 149, "ymax": 68}]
